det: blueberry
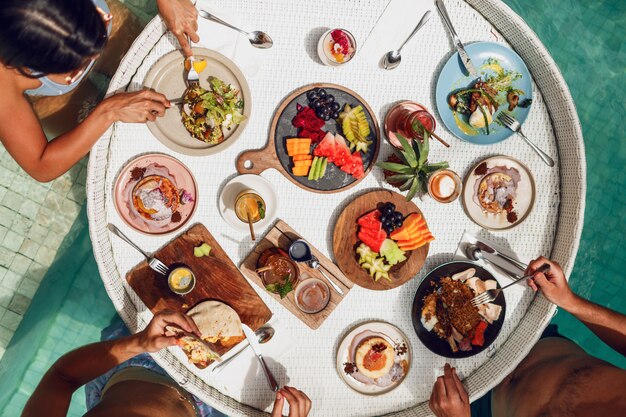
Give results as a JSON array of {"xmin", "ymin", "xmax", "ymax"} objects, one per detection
[
  {"xmin": 318, "ymin": 89, "xmax": 327, "ymax": 98},
  {"xmin": 383, "ymin": 218, "xmax": 392, "ymax": 226},
  {"xmin": 316, "ymin": 110, "xmax": 325, "ymax": 119},
  {"xmin": 331, "ymin": 102, "xmax": 340, "ymax": 111},
  {"xmin": 394, "ymin": 219, "xmax": 403, "ymax": 227},
  {"xmin": 393, "ymin": 212, "xmax": 403, "ymax": 221},
  {"xmin": 386, "ymin": 203, "xmax": 396, "ymax": 211},
  {"xmin": 383, "ymin": 206, "xmax": 393, "ymax": 216},
  {"xmin": 380, "ymin": 215, "xmax": 388, "ymax": 223},
  {"xmin": 322, "ymin": 113, "xmax": 331, "ymax": 121},
  {"xmin": 307, "ymin": 91, "xmax": 319, "ymax": 101},
  {"xmin": 384, "ymin": 225, "xmax": 395, "ymax": 234},
  {"xmin": 326, "ymin": 95, "xmax": 335, "ymax": 103},
  {"xmin": 331, "ymin": 112, "xmax": 340, "ymax": 119},
  {"xmin": 312, "ymin": 100, "xmax": 323, "ymax": 109}
]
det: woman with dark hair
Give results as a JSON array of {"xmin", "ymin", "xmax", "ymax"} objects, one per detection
[{"xmin": 0, "ymin": 0, "xmax": 200, "ymax": 182}]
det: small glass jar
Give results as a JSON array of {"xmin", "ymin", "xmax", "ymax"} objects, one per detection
[
  {"xmin": 398, "ymin": 110, "xmax": 436, "ymax": 141},
  {"xmin": 428, "ymin": 169, "xmax": 462, "ymax": 203},
  {"xmin": 317, "ymin": 28, "xmax": 356, "ymax": 66},
  {"xmin": 234, "ymin": 190, "xmax": 266, "ymax": 224},
  {"xmin": 294, "ymin": 275, "xmax": 330, "ymax": 314}
]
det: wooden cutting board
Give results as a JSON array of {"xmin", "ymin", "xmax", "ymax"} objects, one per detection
[
  {"xmin": 126, "ymin": 223, "xmax": 272, "ymax": 355},
  {"xmin": 235, "ymin": 83, "xmax": 380, "ymax": 193},
  {"xmin": 240, "ymin": 220, "xmax": 354, "ymax": 329},
  {"xmin": 333, "ymin": 189, "xmax": 430, "ymax": 291}
]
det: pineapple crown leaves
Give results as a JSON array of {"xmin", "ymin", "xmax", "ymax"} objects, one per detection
[{"xmin": 376, "ymin": 130, "xmax": 449, "ymax": 201}]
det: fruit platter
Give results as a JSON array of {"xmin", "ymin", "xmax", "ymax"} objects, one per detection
[
  {"xmin": 333, "ymin": 190, "xmax": 431, "ymax": 290},
  {"xmin": 236, "ymin": 83, "xmax": 380, "ymax": 193}
]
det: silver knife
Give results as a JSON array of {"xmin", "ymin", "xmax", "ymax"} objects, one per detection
[
  {"xmin": 435, "ymin": 0, "xmax": 478, "ymax": 78},
  {"xmin": 242, "ymin": 324, "xmax": 279, "ymax": 392}
]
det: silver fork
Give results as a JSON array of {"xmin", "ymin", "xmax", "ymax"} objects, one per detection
[
  {"xmin": 497, "ymin": 113, "xmax": 555, "ymax": 167},
  {"xmin": 185, "ymin": 35, "xmax": 200, "ymax": 88},
  {"xmin": 107, "ymin": 223, "xmax": 170, "ymax": 276},
  {"xmin": 471, "ymin": 264, "xmax": 549, "ymax": 306}
]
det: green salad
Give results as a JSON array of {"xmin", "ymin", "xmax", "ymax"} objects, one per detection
[{"xmin": 181, "ymin": 76, "xmax": 245, "ymax": 144}]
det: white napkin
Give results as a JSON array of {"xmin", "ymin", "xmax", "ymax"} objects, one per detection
[
  {"xmin": 193, "ymin": 0, "xmax": 270, "ymax": 77},
  {"xmin": 360, "ymin": 0, "xmax": 434, "ymax": 67},
  {"xmin": 209, "ymin": 318, "xmax": 295, "ymax": 395},
  {"xmin": 453, "ymin": 232, "xmax": 527, "ymax": 283}
]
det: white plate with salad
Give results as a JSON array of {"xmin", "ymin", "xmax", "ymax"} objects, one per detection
[
  {"xmin": 435, "ymin": 42, "xmax": 532, "ymax": 145},
  {"xmin": 144, "ymin": 47, "xmax": 251, "ymax": 156}
]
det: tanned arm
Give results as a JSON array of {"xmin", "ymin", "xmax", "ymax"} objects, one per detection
[
  {"xmin": 0, "ymin": 88, "xmax": 169, "ymax": 182},
  {"xmin": 527, "ymin": 256, "xmax": 626, "ymax": 357},
  {"xmin": 21, "ymin": 311, "xmax": 200, "ymax": 417}
]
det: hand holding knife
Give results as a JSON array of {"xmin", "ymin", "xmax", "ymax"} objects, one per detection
[{"xmin": 435, "ymin": 0, "xmax": 477, "ymax": 78}]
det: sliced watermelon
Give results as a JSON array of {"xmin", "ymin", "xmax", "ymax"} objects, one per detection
[
  {"xmin": 313, "ymin": 132, "xmax": 337, "ymax": 162},
  {"xmin": 339, "ymin": 152, "xmax": 365, "ymax": 179},
  {"xmin": 358, "ymin": 228, "xmax": 387, "ymax": 253},
  {"xmin": 357, "ymin": 210, "xmax": 381, "ymax": 230},
  {"xmin": 333, "ymin": 134, "xmax": 352, "ymax": 167}
]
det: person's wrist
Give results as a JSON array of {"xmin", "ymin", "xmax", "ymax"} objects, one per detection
[
  {"xmin": 557, "ymin": 291, "xmax": 580, "ymax": 312},
  {"xmin": 129, "ymin": 331, "xmax": 150, "ymax": 354},
  {"xmin": 93, "ymin": 99, "xmax": 118, "ymax": 125}
]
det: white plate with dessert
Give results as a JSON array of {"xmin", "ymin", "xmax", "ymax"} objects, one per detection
[
  {"xmin": 113, "ymin": 153, "xmax": 198, "ymax": 235},
  {"xmin": 462, "ymin": 156, "xmax": 535, "ymax": 230},
  {"xmin": 336, "ymin": 321, "xmax": 411, "ymax": 395}
]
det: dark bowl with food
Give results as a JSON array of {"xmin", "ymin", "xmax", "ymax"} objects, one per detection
[{"xmin": 411, "ymin": 261, "xmax": 506, "ymax": 358}]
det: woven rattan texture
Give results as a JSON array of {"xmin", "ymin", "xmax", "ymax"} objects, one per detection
[{"xmin": 87, "ymin": 1, "xmax": 585, "ymax": 416}]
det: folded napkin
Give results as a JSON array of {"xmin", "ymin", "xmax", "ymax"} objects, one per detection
[
  {"xmin": 193, "ymin": 0, "xmax": 269, "ymax": 77},
  {"xmin": 360, "ymin": 0, "xmax": 434, "ymax": 67},
  {"xmin": 454, "ymin": 232, "xmax": 527, "ymax": 283},
  {"xmin": 209, "ymin": 318, "xmax": 295, "ymax": 396}
]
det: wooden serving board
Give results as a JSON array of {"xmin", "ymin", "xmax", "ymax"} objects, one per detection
[
  {"xmin": 240, "ymin": 220, "xmax": 354, "ymax": 329},
  {"xmin": 126, "ymin": 223, "xmax": 272, "ymax": 356},
  {"xmin": 235, "ymin": 83, "xmax": 380, "ymax": 193},
  {"xmin": 333, "ymin": 189, "xmax": 430, "ymax": 291}
]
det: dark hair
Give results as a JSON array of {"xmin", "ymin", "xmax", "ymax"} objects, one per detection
[{"xmin": 0, "ymin": 0, "xmax": 107, "ymax": 76}]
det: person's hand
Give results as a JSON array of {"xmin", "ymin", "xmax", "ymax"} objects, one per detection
[
  {"xmin": 525, "ymin": 256, "xmax": 577, "ymax": 310},
  {"xmin": 157, "ymin": 0, "xmax": 199, "ymax": 57},
  {"xmin": 429, "ymin": 364, "xmax": 470, "ymax": 417},
  {"xmin": 270, "ymin": 386, "xmax": 312, "ymax": 417},
  {"xmin": 99, "ymin": 90, "xmax": 171, "ymax": 123},
  {"xmin": 136, "ymin": 310, "xmax": 201, "ymax": 353}
]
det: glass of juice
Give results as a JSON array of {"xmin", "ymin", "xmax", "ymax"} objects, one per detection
[
  {"xmin": 398, "ymin": 110, "xmax": 436, "ymax": 141},
  {"xmin": 428, "ymin": 169, "xmax": 461, "ymax": 203},
  {"xmin": 235, "ymin": 190, "xmax": 266, "ymax": 223}
]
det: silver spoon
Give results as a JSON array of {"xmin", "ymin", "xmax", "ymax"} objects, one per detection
[
  {"xmin": 382, "ymin": 10, "xmax": 432, "ymax": 70},
  {"xmin": 466, "ymin": 244, "xmax": 520, "ymax": 281},
  {"xmin": 197, "ymin": 9, "xmax": 273, "ymax": 49},
  {"xmin": 212, "ymin": 326, "xmax": 275, "ymax": 373}
]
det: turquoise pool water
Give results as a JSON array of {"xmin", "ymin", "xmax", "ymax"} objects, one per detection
[{"xmin": 0, "ymin": 1, "xmax": 624, "ymax": 416}]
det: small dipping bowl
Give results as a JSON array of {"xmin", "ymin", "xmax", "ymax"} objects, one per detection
[
  {"xmin": 428, "ymin": 169, "xmax": 462, "ymax": 203},
  {"xmin": 317, "ymin": 28, "xmax": 357, "ymax": 66},
  {"xmin": 295, "ymin": 275, "xmax": 330, "ymax": 314},
  {"xmin": 168, "ymin": 266, "xmax": 196, "ymax": 295},
  {"xmin": 288, "ymin": 239, "xmax": 313, "ymax": 263}
]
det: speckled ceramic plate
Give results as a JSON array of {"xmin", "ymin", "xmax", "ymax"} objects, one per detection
[
  {"xmin": 113, "ymin": 153, "xmax": 198, "ymax": 235},
  {"xmin": 336, "ymin": 321, "xmax": 411, "ymax": 395},
  {"xmin": 462, "ymin": 155, "xmax": 535, "ymax": 231},
  {"xmin": 143, "ymin": 47, "xmax": 251, "ymax": 156}
]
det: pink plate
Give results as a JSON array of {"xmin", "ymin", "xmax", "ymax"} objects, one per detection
[{"xmin": 113, "ymin": 154, "xmax": 198, "ymax": 235}]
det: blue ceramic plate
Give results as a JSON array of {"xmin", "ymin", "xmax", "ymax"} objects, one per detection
[{"xmin": 435, "ymin": 42, "xmax": 533, "ymax": 145}]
